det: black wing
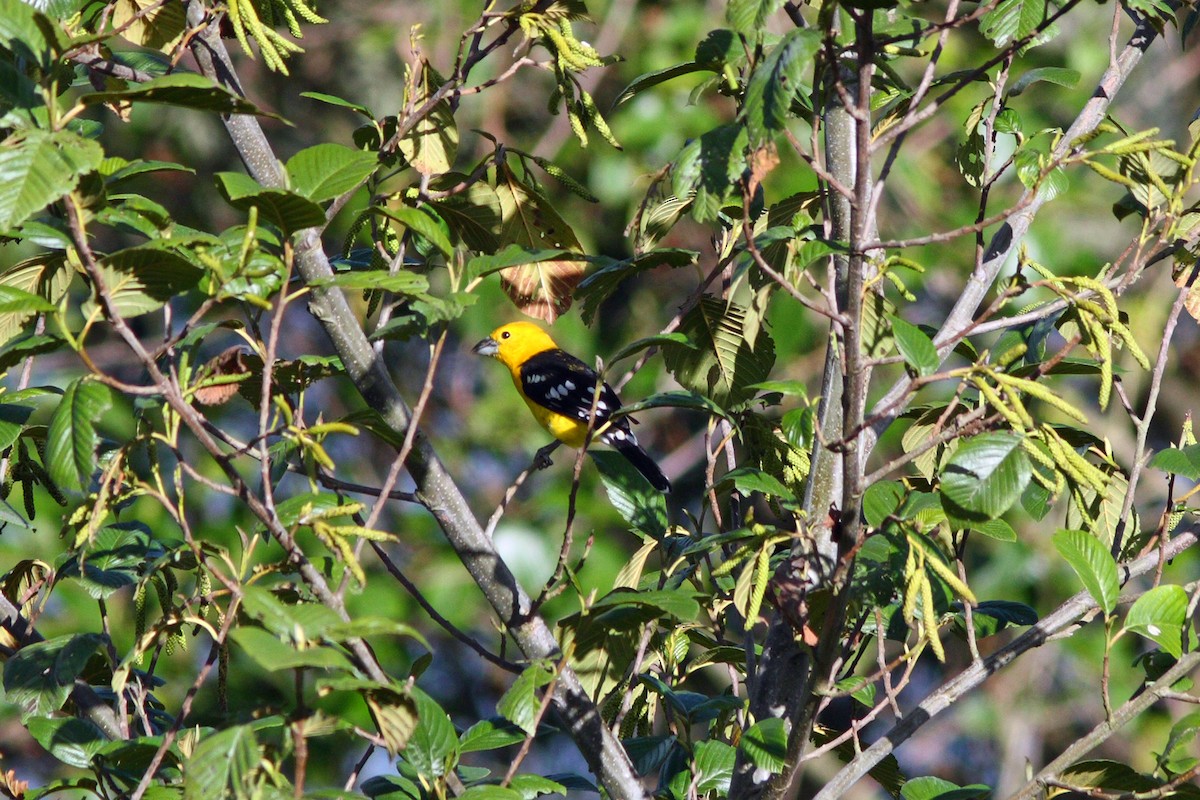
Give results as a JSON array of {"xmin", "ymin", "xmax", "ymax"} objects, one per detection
[{"xmin": 519, "ymin": 349, "xmax": 625, "ymax": 426}]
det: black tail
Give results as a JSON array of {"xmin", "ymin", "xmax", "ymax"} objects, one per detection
[{"xmin": 613, "ymin": 438, "xmax": 671, "ymax": 493}]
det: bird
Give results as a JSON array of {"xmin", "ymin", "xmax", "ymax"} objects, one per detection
[{"xmin": 473, "ymin": 321, "xmax": 671, "ymax": 492}]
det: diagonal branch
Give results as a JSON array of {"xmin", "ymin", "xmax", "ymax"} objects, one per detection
[
  {"xmin": 181, "ymin": 3, "xmax": 646, "ymax": 797},
  {"xmin": 812, "ymin": 528, "xmax": 1199, "ymax": 800},
  {"xmin": 864, "ymin": 12, "xmax": 1162, "ymax": 452}
]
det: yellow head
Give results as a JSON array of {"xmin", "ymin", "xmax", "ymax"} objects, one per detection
[{"xmin": 472, "ymin": 321, "xmax": 560, "ymax": 370}]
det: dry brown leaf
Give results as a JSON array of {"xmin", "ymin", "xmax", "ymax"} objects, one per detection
[
  {"xmin": 495, "ymin": 165, "xmax": 586, "ymax": 322},
  {"xmin": 193, "ymin": 346, "xmax": 251, "ymax": 406}
]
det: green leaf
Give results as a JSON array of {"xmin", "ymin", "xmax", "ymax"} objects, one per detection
[
  {"xmin": 300, "ymin": 91, "xmax": 374, "ymax": 118},
  {"xmin": 89, "ymin": 246, "xmax": 204, "ymax": 318},
  {"xmin": 891, "ymin": 317, "xmax": 939, "ymax": 377},
  {"xmin": 592, "ymin": 450, "xmax": 668, "ymax": 538},
  {"xmin": 1124, "ymin": 585, "xmax": 1187, "ymax": 658},
  {"xmin": 286, "ymin": 144, "xmax": 378, "ymax": 202},
  {"xmin": 427, "ymin": 177, "xmax": 502, "ymax": 252},
  {"xmin": 901, "ymin": 777, "xmax": 990, "ymax": 800},
  {"xmin": 939, "ymin": 432, "xmax": 1032, "ymax": 521},
  {"xmin": 378, "ymin": 206, "xmax": 454, "ymax": 258},
  {"xmin": 1148, "ymin": 444, "xmax": 1200, "ymax": 480},
  {"xmin": 405, "ymin": 688, "xmax": 458, "ymax": 779},
  {"xmin": 607, "ymin": 332, "xmax": 694, "ymax": 365},
  {"xmin": 1053, "ymin": 529, "xmax": 1119, "ymax": 615},
  {"xmin": 229, "ymin": 626, "xmax": 354, "ymax": 672},
  {"xmin": 740, "ymin": 29, "xmax": 819, "ymax": 142},
  {"xmin": 615, "ymin": 62, "xmax": 709, "ymax": 106},
  {"xmin": 588, "ymin": 588, "xmax": 701, "ymax": 620},
  {"xmin": 864, "ymin": 481, "xmax": 905, "ymax": 526},
  {"xmin": 671, "ymin": 124, "xmax": 749, "ymax": 222},
  {"xmin": 458, "ymin": 719, "xmax": 526, "ymax": 753},
  {"xmin": 504, "ymin": 774, "xmax": 567, "ymax": 800},
  {"xmin": 662, "ymin": 295, "xmax": 775, "ymax": 408},
  {"xmin": 692, "ymin": 740, "xmax": 736, "ymax": 794},
  {"xmin": 979, "ymin": 0, "xmax": 1047, "ymax": 48},
  {"xmin": 576, "ymin": 248, "xmax": 697, "ymax": 325},
  {"xmin": 496, "ymin": 664, "xmax": 555, "ymax": 736},
  {"xmin": 46, "ymin": 378, "xmax": 113, "ymax": 494},
  {"xmin": 214, "ymin": 172, "xmax": 326, "ymax": 234},
  {"xmin": 967, "ymin": 518, "xmax": 1017, "ymax": 541},
  {"xmin": 1008, "ymin": 67, "xmax": 1081, "ymax": 97},
  {"xmin": 727, "ymin": 0, "xmax": 784, "ymax": 33},
  {"xmin": 83, "ymin": 73, "xmax": 279, "ymax": 118},
  {"xmin": 183, "ymin": 725, "xmax": 260, "ymax": 800},
  {"xmin": 58, "ymin": 524, "xmax": 159, "ymax": 599},
  {"xmin": 0, "ymin": 284, "xmax": 56, "ymax": 314},
  {"xmin": 26, "ymin": 717, "xmax": 108, "ymax": 768},
  {"xmin": 719, "ymin": 467, "xmax": 795, "ymax": 500},
  {"xmin": 324, "ymin": 270, "xmax": 430, "ymax": 295},
  {"xmin": 2, "ymin": 633, "xmax": 106, "ymax": 719},
  {"xmin": 465, "ymin": 245, "xmax": 570, "ymax": 282},
  {"xmin": 0, "ymin": 129, "xmax": 104, "ymax": 232},
  {"xmin": 0, "ymin": 0, "xmax": 64, "ymax": 66},
  {"xmin": 739, "ymin": 718, "xmax": 786, "ymax": 773}
]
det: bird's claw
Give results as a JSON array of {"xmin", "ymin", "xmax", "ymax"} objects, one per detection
[{"xmin": 533, "ymin": 444, "xmax": 557, "ymax": 471}]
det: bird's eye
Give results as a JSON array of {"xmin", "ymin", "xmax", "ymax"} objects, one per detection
[{"xmin": 501, "ymin": 331, "xmax": 511, "ymax": 339}]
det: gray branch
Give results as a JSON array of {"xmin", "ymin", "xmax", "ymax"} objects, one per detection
[
  {"xmin": 812, "ymin": 529, "xmax": 1198, "ymax": 800},
  {"xmin": 183, "ymin": 3, "xmax": 645, "ymax": 797}
]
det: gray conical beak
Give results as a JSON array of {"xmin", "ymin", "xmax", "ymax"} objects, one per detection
[{"xmin": 472, "ymin": 336, "xmax": 498, "ymax": 357}]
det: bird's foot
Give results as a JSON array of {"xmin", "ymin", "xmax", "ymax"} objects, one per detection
[{"xmin": 533, "ymin": 443, "xmax": 558, "ymax": 471}]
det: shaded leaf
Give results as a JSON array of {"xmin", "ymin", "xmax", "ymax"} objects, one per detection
[{"xmin": 46, "ymin": 378, "xmax": 113, "ymax": 494}]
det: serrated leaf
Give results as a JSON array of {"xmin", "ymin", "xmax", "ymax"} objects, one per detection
[
  {"xmin": 739, "ymin": 718, "xmax": 786, "ymax": 773},
  {"xmin": 379, "ymin": 205, "xmax": 454, "ymax": 258},
  {"xmin": 398, "ymin": 64, "xmax": 457, "ymax": 174},
  {"xmin": 740, "ymin": 29, "xmax": 819, "ymax": 142},
  {"xmin": 979, "ymin": 0, "xmax": 1047, "ymax": 48},
  {"xmin": 0, "ymin": 129, "xmax": 104, "ymax": 232},
  {"xmin": 2, "ymin": 633, "xmax": 106, "ymax": 719},
  {"xmin": 891, "ymin": 317, "xmax": 939, "ymax": 376},
  {"xmin": 286, "ymin": 143, "xmax": 378, "ymax": 202},
  {"xmin": 671, "ymin": 124, "xmax": 748, "ymax": 222},
  {"xmin": 0, "ymin": 285, "xmax": 56, "ymax": 314},
  {"xmin": 661, "ymin": 295, "xmax": 775, "ymax": 408},
  {"xmin": 497, "ymin": 664, "xmax": 555, "ymax": 735},
  {"xmin": 615, "ymin": 61, "xmax": 708, "ymax": 106},
  {"xmin": 183, "ymin": 725, "xmax": 260, "ymax": 800},
  {"xmin": 1008, "ymin": 66, "xmax": 1080, "ymax": 97},
  {"xmin": 405, "ymin": 689, "xmax": 458, "ymax": 778},
  {"xmin": 588, "ymin": 587, "xmax": 701, "ymax": 620},
  {"xmin": 324, "ymin": 269, "xmax": 430, "ymax": 294},
  {"xmin": 939, "ymin": 432, "xmax": 1032, "ymax": 520},
  {"xmin": 719, "ymin": 466, "xmax": 794, "ymax": 500},
  {"xmin": 214, "ymin": 172, "xmax": 326, "ymax": 234},
  {"xmin": 46, "ymin": 378, "xmax": 112, "ymax": 494},
  {"xmin": 1053, "ymin": 529, "xmax": 1119, "ymax": 615},
  {"xmin": 1124, "ymin": 585, "xmax": 1187, "ymax": 658},
  {"xmin": 458, "ymin": 719, "xmax": 526, "ymax": 753},
  {"xmin": 1148, "ymin": 444, "xmax": 1200, "ymax": 480},
  {"xmin": 592, "ymin": 450, "xmax": 668, "ymax": 538},
  {"xmin": 864, "ymin": 481, "xmax": 905, "ymax": 526},
  {"xmin": 230, "ymin": 626, "xmax": 354, "ymax": 672},
  {"xmin": 84, "ymin": 73, "xmax": 278, "ymax": 118},
  {"xmin": 727, "ymin": 0, "xmax": 784, "ymax": 33},
  {"xmin": 88, "ymin": 246, "xmax": 203, "ymax": 318}
]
